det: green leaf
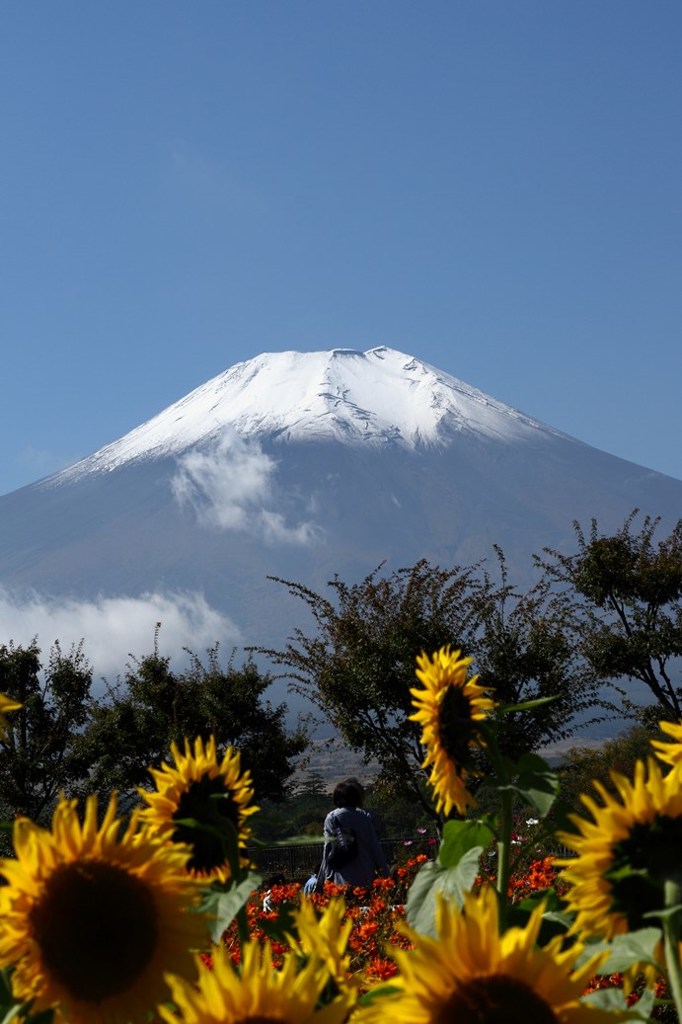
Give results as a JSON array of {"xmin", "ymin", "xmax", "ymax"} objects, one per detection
[
  {"xmin": 438, "ymin": 819, "xmax": 494, "ymax": 869},
  {"xmin": 516, "ymin": 888, "xmax": 565, "ymax": 914},
  {"xmin": 0, "ymin": 1007, "xmax": 23, "ymax": 1024},
  {"xmin": 576, "ymin": 927, "xmax": 663, "ymax": 974},
  {"xmin": 505, "ymin": 902, "xmax": 572, "ymax": 944},
  {"xmin": 357, "ymin": 983, "xmax": 403, "ymax": 1006},
  {"xmin": 405, "ymin": 847, "xmax": 482, "ymax": 938},
  {"xmin": 203, "ymin": 872, "xmax": 263, "ymax": 943},
  {"xmin": 496, "ymin": 695, "xmax": 559, "ymax": 714},
  {"xmin": 506, "ymin": 753, "xmax": 559, "ymax": 816},
  {"xmin": 0, "ymin": 998, "xmax": 54, "ymax": 1024},
  {"xmin": 582, "ymin": 985, "xmax": 654, "ymax": 1021},
  {"xmin": 643, "ymin": 902, "xmax": 682, "ymax": 923}
]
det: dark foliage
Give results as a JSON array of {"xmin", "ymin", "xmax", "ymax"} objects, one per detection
[
  {"xmin": 0, "ymin": 639, "xmax": 96, "ymax": 828},
  {"xmin": 81, "ymin": 634, "xmax": 308, "ymax": 805},
  {"xmin": 257, "ymin": 555, "xmax": 605, "ymax": 826},
  {"xmin": 538, "ymin": 511, "xmax": 682, "ymax": 719}
]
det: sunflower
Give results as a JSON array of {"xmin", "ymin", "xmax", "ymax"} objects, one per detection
[
  {"xmin": 352, "ymin": 885, "xmax": 620, "ymax": 1024},
  {"xmin": 0, "ymin": 793, "xmax": 208, "ymax": 1024},
  {"xmin": 138, "ymin": 735, "xmax": 259, "ymax": 882},
  {"xmin": 650, "ymin": 718, "xmax": 682, "ymax": 774},
  {"xmin": 409, "ymin": 646, "xmax": 496, "ymax": 817},
  {"xmin": 159, "ymin": 940, "xmax": 353, "ymax": 1024},
  {"xmin": 0, "ymin": 691, "xmax": 22, "ymax": 740},
  {"xmin": 286, "ymin": 896, "xmax": 359, "ymax": 996},
  {"xmin": 557, "ymin": 757, "xmax": 682, "ymax": 941}
]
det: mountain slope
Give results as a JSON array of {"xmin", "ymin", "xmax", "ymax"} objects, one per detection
[
  {"xmin": 0, "ymin": 347, "xmax": 680, "ymax": 722},
  {"xmin": 51, "ymin": 347, "xmax": 567, "ymax": 482}
]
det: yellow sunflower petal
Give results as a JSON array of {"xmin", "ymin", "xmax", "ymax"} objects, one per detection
[
  {"xmin": 0, "ymin": 691, "xmax": 22, "ymax": 740},
  {"xmin": 0, "ymin": 793, "xmax": 209, "ymax": 1024},
  {"xmin": 138, "ymin": 734, "xmax": 259, "ymax": 883},
  {"xmin": 160, "ymin": 941, "xmax": 352, "ymax": 1024},
  {"xmin": 409, "ymin": 646, "xmax": 495, "ymax": 817},
  {"xmin": 557, "ymin": 756, "xmax": 682, "ymax": 960},
  {"xmin": 650, "ymin": 718, "xmax": 682, "ymax": 773},
  {"xmin": 286, "ymin": 895, "xmax": 359, "ymax": 996},
  {"xmin": 353, "ymin": 885, "xmax": 622, "ymax": 1023}
]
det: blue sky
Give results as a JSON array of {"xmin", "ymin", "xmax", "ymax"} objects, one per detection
[{"xmin": 1, "ymin": 1, "xmax": 681, "ymax": 497}]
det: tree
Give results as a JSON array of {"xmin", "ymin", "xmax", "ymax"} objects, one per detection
[
  {"xmin": 82, "ymin": 635, "xmax": 308, "ymax": 805},
  {"xmin": 538, "ymin": 511, "xmax": 682, "ymax": 720},
  {"xmin": 258, "ymin": 557, "xmax": 602, "ymax": 825},
  {"xmin": 0, "ymin": 639, "xmax": 96, "ymax": 829},
  {"xmin": 472, "ymin": 549, "xmax": 605, "ymax": 758},
  {"xmin": 258, "ymin": 560, "xmax": 486, "ymax": 825},
  {"xmin": 555, "ymin": 724, "xmax": 662, "ymax": 818}
]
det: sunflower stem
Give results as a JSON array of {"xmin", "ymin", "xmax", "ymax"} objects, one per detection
[
  {"xmin": 662, "ymin": 879, "xmax": 682, "ymax": 1022},
  {"xmin": 236, "ymin": 903, "xmax": 251, "ymax": 947},
  {"xmin": 496, "ymin": 787, "xmax": 513, "ymax": 928}
]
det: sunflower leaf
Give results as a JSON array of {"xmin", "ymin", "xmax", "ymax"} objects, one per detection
[
  {"xmin": 505, "ymin": 753, "xmax": 559, "ymax": 816},
  {"xmin": 0, "ymin": 1000, "xmax": 52, "ymax": 1024},
  {"xmin": 495, "ymin": 695, "xmax": 559, "ymax": 714},
  {"xmin": 0, "ymin": 1007, "xmax": 22, "ymax": 1024},
  {"xmin": 204, "ymin": 872, "xmax": 263, "ymax": 942},
  {"xmin": 438, "ymin": 819, "xmax": 494, "ymax": 869},
  {"xmin": 575, "ymin": 927, "xmax": 663, "ymax": 973},
  {"xmin": 506, "ymin": 902, "xmax": 572, "ymax": 943},
  {"xmin": 582, "ymin": 985, "xmax": 654, "ymax": 1020},
  {"xmin": 357, "ymin": 983, "xmax": 403, "ymax": 1006},
  {"xmin": 643, "ymin": 903, "xmax": 682, "ymax": 923},
  {"xmin": 405, "ymin": 847, "xmax": 482, "ymax": 938}
]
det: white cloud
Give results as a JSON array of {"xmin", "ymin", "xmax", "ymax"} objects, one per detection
[
  {"xmin": 259, "ymin": 509, "xmax": 323, "ymax": 545},
  {"xmin": 0, "ymin": 588, "xmax": 241, "ymax": 684},
  {"xmin": 171, "ymin": 434, "xmax": 275, "ymax": 530},
  {"xmin": 171, "ymin": 434, "xmax": 323, "ymax": 546}
]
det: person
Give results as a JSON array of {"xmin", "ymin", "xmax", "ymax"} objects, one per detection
[
  {"xmin": 344, "ymin": 775, "xmax": 383, "ymax": 837},
  {"xmin": 315, "ymin": 779, "xmax": 389, "ymax": 894}
]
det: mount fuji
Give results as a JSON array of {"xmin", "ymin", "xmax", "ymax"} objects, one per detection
[{"xmin": 1, "ymin": 346, "xmax": 681, "ymax": 719}]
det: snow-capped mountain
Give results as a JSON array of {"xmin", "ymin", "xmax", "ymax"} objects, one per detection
[
  {"xmin": 1, "ymin": 347, "xmax": 681, "ymax": 725},
  {"xmin": 53, "ymin": 347, "xmax": 567, "ymax": 481}
]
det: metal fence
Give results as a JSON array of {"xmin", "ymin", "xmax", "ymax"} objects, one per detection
[{"xmin": 248, "ymin": 837, "xmax": 407, "ymax": 883}]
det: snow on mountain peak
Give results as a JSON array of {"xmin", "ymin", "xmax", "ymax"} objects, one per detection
[{"xmin": 53, "ymin": 347, "xmax": 566, "ymax": 482}]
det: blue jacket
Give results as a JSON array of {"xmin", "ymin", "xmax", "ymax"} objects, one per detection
[{"xmin": 315, "ymin": 806, "xmax": 389, "ymax": 891}]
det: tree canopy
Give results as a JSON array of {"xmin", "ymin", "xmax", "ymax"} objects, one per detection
[
  {"xmin": 81, "ymin": 638, "xmax": 308, "ymax": 804},
  {"xmin": 0, "ymin": 639, "xmax": 96, "ymax": 829},
  {"xmin": 0, "ymin": 634, "xmax": 309, "ymax": 837},
  {"xmin": 538, "ymin": 511, "xmax": 682, "ymax": 720},
  {"xmin": 258, "ymin": 555, "xmax": 604, "ymax": 824}
]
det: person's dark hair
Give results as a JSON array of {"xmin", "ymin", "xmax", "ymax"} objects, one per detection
[
  {"xmin": 333, "ymin": 780, "xmax": 362, "ymax": 808},
  {"xmin": 344, "ymin": 776, "xmax": 365, "ymax": 805}
]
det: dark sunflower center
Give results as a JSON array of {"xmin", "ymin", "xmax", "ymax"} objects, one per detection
[
  {"xmin": 433, "ymin": 974, "xmax": 558, "ymax": 1024},
  {"xmin": 437, "ymin": 684, "xmax": 478, "ymax": 770},
  {"xmin": 29, "ymin": 860, "xmax": 158, "ymax": 1002},
  {"xmin": 171, "ymin": 773, "xmax": 239, "ymax": 873},
  {"xmin": 606, "ymin": 814, "xmax": 682, "ymax": 929}
]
